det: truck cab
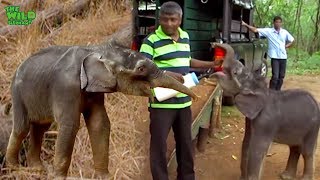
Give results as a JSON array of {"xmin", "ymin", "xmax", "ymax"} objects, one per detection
[{"xmin": 131, "ymin": 0, "xmax": 268, "ymax": 105}]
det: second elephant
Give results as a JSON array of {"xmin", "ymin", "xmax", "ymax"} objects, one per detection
[{"xmin": 210, "ymin": 43, "xmax": 320, "ymax": 180}]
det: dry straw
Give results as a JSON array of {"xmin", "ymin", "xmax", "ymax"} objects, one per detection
[{"xmin": 0, "ymin": 0, "xmax": 151, "ymax": 179}]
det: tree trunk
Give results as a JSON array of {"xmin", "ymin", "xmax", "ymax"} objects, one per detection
[
  {"xmin": 255, "ymin": 0, "xmax": 274, "ymax": 26},
  {"xmin": 311, "ymin": 0, "xmax": 320, "ymax": 54},
  {"xmin": 294, "ymin": 0, "xmax": 303, "ymax": 61}
]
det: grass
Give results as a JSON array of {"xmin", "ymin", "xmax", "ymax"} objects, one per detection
[
  {"xmin": 265, "ymin": 48, "xmax": 320, "ymax": 77},
  {"xmin": 286, "ymin": 51, "xmax": 320, "ymax": 75},
  {"xmin": 221, "ymin": 106, "xmax": 243, "ymax": 119}
]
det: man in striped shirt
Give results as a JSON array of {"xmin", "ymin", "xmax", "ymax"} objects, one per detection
[{"xmin": 139, "ymin": 2, "xmax": 215, "ymax": 180}]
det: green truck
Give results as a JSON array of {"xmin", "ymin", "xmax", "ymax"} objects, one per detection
[
  {"xmin": 130, "ymin": 0, "xmax": 269, "ymax": 170},
  {"xmin": 131, "ymin": 0, "xmax": 268, "ymax": 105}
]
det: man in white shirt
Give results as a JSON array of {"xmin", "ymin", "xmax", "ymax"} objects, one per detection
[{"xmin": 242, "ymin": 16, "xmax": 294, "ymax": 90}]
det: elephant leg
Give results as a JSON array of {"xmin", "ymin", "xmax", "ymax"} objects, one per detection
[
  {"xmin": 5, "ymin": 99, "xmax": 30, "ymax": 168},
  {"xmin": 240, "ymin": 117, "xmax": 251, "ymax": 180},
  {"xmin": 247, "ymin": 131, "xmax": 273, "ymax": 180},
  {"xmin": 300, "ymin": 128, "xmax": 318, "ymax": 180},
  {"xmin": 279, "ymin": 146, "xmax": 300, "ymax": 180},
  {"xmin": 83, "ymin": 94, "xmax": 110, "ymax": 178},
  {"xmin": 6, "ymin": 128, "xmax": 30, "ymax": 167},
  {"xmin": 27, "ymin": 123, "xmax": 51, "ymax": 170},
  {"xmin": 53, "ymin": 104, "xmax": 80, "ymax": 178}
]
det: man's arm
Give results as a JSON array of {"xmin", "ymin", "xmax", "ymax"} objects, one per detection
[
  {"xmin": 241, "ymin": 21, "xmax": 259, "ymax": 33},
  {"xmin": 190, "ymin": 58, "xmax": 214, "ymax": 69},
  {"xmin": 285, "ymin": 31, "xmax": 295, "ymax": 48},
  {"xmin": 241, "ymin": 21, "xmax": 270, "ymax": 38}
]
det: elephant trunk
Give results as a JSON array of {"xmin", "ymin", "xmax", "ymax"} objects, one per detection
[
  {"xmin": 152, "ymin": 71, "xmax": 199, "ymax": 101},
  {"xmin": 212, "ymin": 43, "xmax": 244, "ymax": 89},
  {"xmin": 233, "ymin": 75, "xmax": 242, "ymax": 88}
]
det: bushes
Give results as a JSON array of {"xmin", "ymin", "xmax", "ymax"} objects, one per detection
[{"xmin": 286, "ymin": 49, "xmax": 320, "ymax": 75}]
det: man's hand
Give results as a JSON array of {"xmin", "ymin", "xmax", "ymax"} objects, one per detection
[
  {"xmin": 164, "ymin": 71, "xmax": 184, "ymax": 83},
  {"xmin": 240, "ymin": 21, "xmax": 258, "ymax": 33},
  {"xmin": 241, "ymin": 20, "xmax": 248, "ymax": 26},
  {"xmin": 285, "ymin": 41, "xmax": 294, "ymax": 48}
]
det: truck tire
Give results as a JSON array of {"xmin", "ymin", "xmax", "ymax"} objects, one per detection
[{"xmin": 222, "ymin": 95, "xmax": 235, "ymax": 106}]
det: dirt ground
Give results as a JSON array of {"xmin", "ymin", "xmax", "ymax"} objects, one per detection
[
  {"xmin": 1, "ymin": 73, "xmax": 319, "ymax": 179},
  {"xmin": 166, "ymin": 80, "xmax": 217, "ymax": 160},
  {"xmin": 194, "ymin": 75, "xmax": 320, "ymax": 180}
]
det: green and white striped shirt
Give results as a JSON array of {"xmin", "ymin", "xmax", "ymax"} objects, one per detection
[{"xmin": 140, "ymin": 25, "xmax": 192, "ymax": 109}]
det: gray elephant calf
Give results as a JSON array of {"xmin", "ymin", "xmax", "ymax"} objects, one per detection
[
  {"xmin": 5, "ymin": 42, "xmax": 198, "ymax": 179},
  {"xmin": 210, "ymin": 43, "xmax": 320, "ymax": 180}
]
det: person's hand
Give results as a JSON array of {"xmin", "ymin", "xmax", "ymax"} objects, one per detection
[
  {"xmin": 211, "ymin": 61, "xmax": 216, "ymax": 69},
  {"xmin": 164, "ymin": 71, "xmax": 184, "ymax": 83},
  {"xmin": 241, "ymin": 21, "xmax": 247, "ymax": 26}
]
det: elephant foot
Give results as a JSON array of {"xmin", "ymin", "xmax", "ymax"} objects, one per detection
[
  {"xmin": 28, "ymin": 160, "xmax": 45, "ymax": 172},
  {"xmin": 279, "ymin": 171, "xmax": 296, "ymax": 180},
  {"xmin": 5, "ymin": 155, "xmax": 20, "ymax": 168},
  {"xmin": 5, "ymin": 161, "xmax": 20, "ymax": 170},
  {"xmin": 300, "ymin": 174, "xmax": 313, "ymax": 180},
  {"xmin": 53, "ymin": 176, "xmax": 66, "ymax": 180},
  {"xmin": 29, "ymin": 165, "xmax": 46, "ymax": 173},
  {"xmin": 93, "ymin": 170, "xmax": 111, "ymax": 179}
]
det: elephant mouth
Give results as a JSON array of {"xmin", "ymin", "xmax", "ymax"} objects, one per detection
[{"xmin": 215, "ymin": 71, "xmax": 226, "ymax": 77}]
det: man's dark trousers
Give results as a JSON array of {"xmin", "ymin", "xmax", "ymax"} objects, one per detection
[
  {"xmin": 269, "ymin": 58, "xmax": 287, "ymax": 90},
  {"xmin": 149, "ymin": 107, "xmax": 195, "ymax": 180}
]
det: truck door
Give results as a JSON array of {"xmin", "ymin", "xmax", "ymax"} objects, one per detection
[
  {"xmin": 131, "ymin": 0, "xmax": 157, "ymax": 51},
  {"xmin": 252, "ymin": 36, "xmax": 268, "ymax": 71},
  {"xmin": 227, "ymin": 1, "xmax": 255, "ymax": 70}
]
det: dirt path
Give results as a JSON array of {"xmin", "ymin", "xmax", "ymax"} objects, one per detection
[{"xmin": 194, "ymin": 75, "xmax": 320, "ymax": 180}]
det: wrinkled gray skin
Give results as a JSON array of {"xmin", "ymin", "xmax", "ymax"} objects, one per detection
[
  {"xmin": 6, "ymin": 41, "xmax": 198, "ymax": 179},
  {"xmin": 210, "ymin": 43, "xmax": 320, "ymax": 180}
]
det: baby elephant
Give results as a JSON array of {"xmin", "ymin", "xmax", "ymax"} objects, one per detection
[
  {"xmin": 210, "ymin": 43, "xmax": 320, "ymax": 180},
  {"xmin": 5, "ymin": 42, "xmax": 198, "ymax": 179}
]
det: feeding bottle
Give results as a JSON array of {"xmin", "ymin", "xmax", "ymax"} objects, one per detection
[{"xmin": 153, "ymin": 72, "xmax": 199, "ymax": 102}]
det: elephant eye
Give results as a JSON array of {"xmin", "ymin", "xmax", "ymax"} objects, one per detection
[{"xmin": 138, "ymin": 66, "xmax": 145, "ymax": 72}]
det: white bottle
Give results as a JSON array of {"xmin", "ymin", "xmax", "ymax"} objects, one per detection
[{"xmin": 153, "ymin": 72, "xmax": 199, "ymax": 102}]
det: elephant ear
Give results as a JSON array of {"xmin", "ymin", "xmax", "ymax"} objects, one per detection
[
  {"xmin": 234, "ymin": 89, "xmax": 265, "ymax": 120},
  {"xmin": 80, "ymin": 53, "xmax": 117, "ymax": 92}
]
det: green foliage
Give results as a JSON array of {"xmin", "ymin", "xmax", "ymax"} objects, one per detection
[
  {"xmin": 266, "ymin": 48, "xmax": 320, "ymax": 76},
  {"xmin": 286, "ymin": 49, "xmax": 320, "ymax": 75},
  {"xmin": 253, "ymin": 0, "xmax": 320, "ymax": 54},
  {"xmin": 254, "ymin": 0, "xmax": 320, "ymax": 75},
  {"xmin": 221, "ymin": 106, "xmax": 243, "ymax": 118}
]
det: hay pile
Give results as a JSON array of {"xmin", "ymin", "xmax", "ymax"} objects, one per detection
[{"xmin": 0, "ymin": 0, "xmax": 152, "ymax": 179}]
